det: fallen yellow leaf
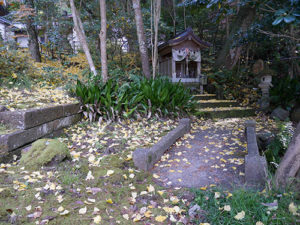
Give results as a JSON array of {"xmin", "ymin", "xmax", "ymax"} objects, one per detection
[
  {"xmin": 106, "ymin": 198, "xmax": 113, "ymax": 204},
  {"xmin": 93, "ymin": 215, "xmax": 102, "ymax": 224},
  {"xmin": 234, "ymin": 211, "xmax": 245, "ymax": 220},
  {"xmin": 155, "ymin": 215, "xmax": 167, "ymax": 222}
]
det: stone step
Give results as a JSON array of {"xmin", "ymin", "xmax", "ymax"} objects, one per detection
[
  {"xmin": 197, "ymin": 107, "xmax": 256, "ymax": 119},
  {"xmin": 197, "ymin": 99, "xmax": 240, "ymax": 108},
  {"xmin": 193, "ymin": 94, "xmax": 216, "ymax": 100}
]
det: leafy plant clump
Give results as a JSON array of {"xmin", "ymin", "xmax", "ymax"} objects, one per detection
[
  {"xmin": 264, "ymin": 121, "xmax": 294, "ymax": 173},
  {"xmin": 75, "ymin": 76, "xmax": 196, "ymax": 121},
  {"xmin": 270, "ymin": 76, "xmax": 300, "ymax": 111}
]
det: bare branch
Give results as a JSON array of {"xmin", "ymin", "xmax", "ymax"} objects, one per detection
[{"xmin": 256, "ymin": 28, "xmax": 300, "ymax": 41}]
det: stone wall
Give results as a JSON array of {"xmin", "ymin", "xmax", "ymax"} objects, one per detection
[{"xmin": 0, "ymin": 104, "xmax": 81, "ymax": 162}]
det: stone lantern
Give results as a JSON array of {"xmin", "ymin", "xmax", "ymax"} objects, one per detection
[
  {"xmin": 253, "ymin": 60, "xmax": 275, "ymax": 110},
  {"xmin": 258, "ymin": 69, "xmax": 275, "ymax": 110}
]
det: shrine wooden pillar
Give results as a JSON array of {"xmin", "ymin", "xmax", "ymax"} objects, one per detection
[{"xmin": 172, "ymin": 58, "xmax": 176, "ymax": 82}]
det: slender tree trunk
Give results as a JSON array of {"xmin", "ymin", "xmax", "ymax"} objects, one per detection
[
  {"xmin": 275, "ymin": 122, "xmax": 300, "ymax": 188},
  {"xmin": 70, "ymin": 0, "xmax": 97, "ymax": 76},
  {"xmin": 99, "ymin": 0, "xmax": 108, "ymax": 83},
  {"xmin": 183, "ymin": 4, "xmax": 186, "ymax": 29},
  {"xmin": 226, "ymin": 15, "xmax": 229, "ymax": 38},
  {"xmin": 25, "ymin": 0, "xmax": 41, "ymax": 62},
  {"xmin": 152, "ymin": 0, "xmax": 161, "ymax": 78},
  {"xmin": 132, "ymin": 0, "xmax": 151, "ymax": 79},
  {"xmin": 173, "ymin": 0, "xmax": 176, "ymax": 35}
]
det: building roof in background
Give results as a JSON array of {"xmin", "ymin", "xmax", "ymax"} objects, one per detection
[{"xmin": 158, "ymin": 27, "xmax": 212, "ymax": 51}]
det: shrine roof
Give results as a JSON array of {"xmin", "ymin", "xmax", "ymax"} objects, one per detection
[{"xmin": 158, "ymin": 27, "xmax": 211, "ymax": 52}]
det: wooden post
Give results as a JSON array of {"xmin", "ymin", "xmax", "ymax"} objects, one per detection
[
  {"xmin": 172, "ymin": 58, "xmax": 176, "ymax": 82},
  {"xmin": 197, "ymin": 61, "xmax": 203, "ymax": 94}
]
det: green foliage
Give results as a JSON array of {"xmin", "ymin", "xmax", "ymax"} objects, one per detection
[
  {"xmin": 209, "ymin": 69, "xmax": 259, "ymax": 105},
  {"xmin": 0, "ymin": 43, "xmax": 35, "ymax": 88},
  {"xmin": 192, "ymin": 188, "xmax": 300, "ymax": 225},
  {"xmin": 270, "ymin": 76, "xmax": 300, "ymax": 111},
  {"xmin": 264, "ymin": 121, "xmax": 294, "ymax": 173},
  {"xmin": 75, "ymin": 76, "xmax": 196, "ymax": 122}
]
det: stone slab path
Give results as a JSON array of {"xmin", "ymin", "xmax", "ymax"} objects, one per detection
[{"xmin": 152, "ymin": 118, "xmax": 263, "ymax": 189}]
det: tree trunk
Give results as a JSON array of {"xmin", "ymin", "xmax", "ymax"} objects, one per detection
[
  {"xmin": 152, "ymin": 0, "xmax": 161, "ymax": 78},
  {"xmin": 70, "ymin": 0, "xmax": 97, "ymax": 76},
  {"xmin": 275, "ymin": 122, "xmax": 300, "ymax": 188},
  {"xmin": 215, "ymin": 5, "xmax": 256, "ymax": 69},
  {"xmin": 25, "ymin": 0, "xmax": 41, "ymax": 62},
  {"xmin": 173, "ymin": 0, "xmax": 176, "ymax": 36},
  {"xmin": 132, "ymin": 0, "xmax": 151, "ymax": 79},
  {"xmin": 99, "ymin": 0, "xmax": 108, "ymax": 83}
]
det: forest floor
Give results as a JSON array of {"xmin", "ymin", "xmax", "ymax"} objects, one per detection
[
  {"xmin": 1, "ymin": 116, "xmax": 299, "ymax": 225},
  {"xmin": 0, "ymin": 82, "xmax": 77, "ymax": 111},
  {"xmin": 0, "ymin": 53, "xmax": 299, "ymax": 224}
]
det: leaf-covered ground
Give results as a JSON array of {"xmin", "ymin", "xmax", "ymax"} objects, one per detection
[
  {"xmin": 0, "ymin": 83, "xmax": 77, "ymax": 111},
  {"xmin": 1, "ymin": 117, "xmax": 299, "ymax": 225}
]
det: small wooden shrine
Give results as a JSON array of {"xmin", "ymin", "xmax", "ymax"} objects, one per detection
[{"xmin": 158, "ymin": 28, "xmax": 211, "ymax": 91}]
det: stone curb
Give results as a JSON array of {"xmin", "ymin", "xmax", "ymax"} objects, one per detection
[
  {"xmin": 244, "ymin": 120, "xmax": 267, "ymax": 187},
  {"xmin": 133, "ymin": 118, "xmax": 191, "ymax": 171},
  {"xmin": 0, "ymin": 103, "xmax": 80, "ymax": 129},
  {"xmin": 0, "ymin": 114, "xmax": 81, "ymax": 162}
]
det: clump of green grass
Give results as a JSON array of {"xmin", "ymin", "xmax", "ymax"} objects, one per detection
[
  {"xmin": 0, "ymin": 123, "xmax": 7, "ymax": 135},
  {"xmin": 191, "ymin": 187, "xmax": 300, "ymax": 225}
]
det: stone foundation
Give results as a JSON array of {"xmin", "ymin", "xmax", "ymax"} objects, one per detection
[{"xmin": 0, "ymin": 104, "xmax": 81, "ymax": 162}]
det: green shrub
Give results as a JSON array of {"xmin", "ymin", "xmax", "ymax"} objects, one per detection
[
  {"xmin": 264, "ymin": 121, "xmax": 294, "ymax": 173},
  {"xmin": 0, "ymin": 42, "xmax": 36, "ymax": 88},
  {"xmin": 75, "ymin": 76, "xmax": 196, "ymax": 121},
  {"xmin": 270, "ymin": 76, "xmax": 300, "ymax": 111},
  {"xmin": 209, "ymin": 69, "xmax": 260, "ymax": 105}
]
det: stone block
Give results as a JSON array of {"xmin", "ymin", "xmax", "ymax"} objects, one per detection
[
  {"xmin": 271, "ymin": 107, "xmax": 289, "ymax": 121},
  {"xmin": 0, "ymin": 104, "xmax": 80, "ymax": 130},
  {"xmin": 63, "ymin": 103, "xmax": 80, "ymax": 117},
  {"xmin": 245, "ymin": 155, "xmax": 267, "ymax": 186},
  {"xmin": 133, "ymin": 118, "xmax": 191, "ymax": 171},
  {"xmin": 0, "ymin": 111, "xmax": 24, "ymax": 129},
  {"xmin": 22, "ymin": 105, "xmax": 64, "ymax": 129},
  {"xmin": 0, "ymin": 114, "xmax": 81, "ymax": 156}
]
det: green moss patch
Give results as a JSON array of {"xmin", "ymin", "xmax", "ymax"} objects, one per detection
[{"xmin": 20, "ymin": 139, "xmax": 71, "ymax": 170}]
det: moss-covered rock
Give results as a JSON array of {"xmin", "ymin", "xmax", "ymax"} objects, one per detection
[{"xmin": 20, "ymin": 139, "xmax": 71, "ymax": 169}]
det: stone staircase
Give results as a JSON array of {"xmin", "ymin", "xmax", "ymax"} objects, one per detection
[{"xmin": 194, "ymin": 94, "xmax": 256, "ymax": 118}]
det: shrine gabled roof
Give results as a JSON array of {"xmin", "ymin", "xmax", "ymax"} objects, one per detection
[{"xmin": 158, "ymin": 27, "xmax": 211, "ymax": 51}]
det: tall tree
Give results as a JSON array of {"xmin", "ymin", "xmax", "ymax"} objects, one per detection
[
  {"xmin": 151, "ymin": 0, "xmax": 161, "ymax": 78},
  {"xmin": 275, "ymin": 122, "xmax": 300, "ymax": 188},
  {"xmin": 215, "ymin": 4, "xmax": 256, "ymax": 69},
  {"xmin": 70, "ymin": 0, "xmax": 97, "ymax": 76},
  {"xmin": 25, "ymin": 0, "xmax": 41, "ymax": 62},
  {"xmin": 99, "ymin": 0, "xmax": 108, "ymax": 83},
  {"xmin": 132, "ymin": 0, "xmax": 151, "ymax": 79}
]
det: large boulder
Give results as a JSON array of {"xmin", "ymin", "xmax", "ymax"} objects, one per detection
[
  {"xmin": 20, "ymin": 139, "xmax": 71, "ymax": 169},
  {"xmin": 271, "ymin": 107, "xmax": 289, "ymax": 121}
]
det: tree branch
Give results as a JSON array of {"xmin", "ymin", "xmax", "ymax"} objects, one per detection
[{"xmin": 256, "ymin": 28, "xmax": 300, "ymax": 41}]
